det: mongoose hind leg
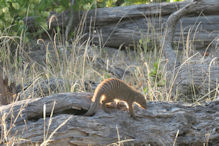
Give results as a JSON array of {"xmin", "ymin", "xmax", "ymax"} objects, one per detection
[
  {"xmin": 116, "ymin": 102, "xmax": 127, "ymax": 111},
  {"xmin": 128, "ymin": 103, "xmax": 137, "ymax": 120},
  {"xmin": 102, "ymin": 98, "xmax": 114, "ymax": 113}
]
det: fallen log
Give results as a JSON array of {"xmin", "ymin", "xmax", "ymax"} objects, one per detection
[
  {"xmin": 0, "ymin": 92, "xmax": 219, "ymax": 145},
  {"xmin": 84, "ymin": 0, "xmax": 219, "ymax": 48},
  {"xmin": 24, "ymin": 1, "xmax": 219, "ymax": 49}
]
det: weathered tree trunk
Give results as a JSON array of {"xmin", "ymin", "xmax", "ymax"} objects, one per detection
[
  {"xmin": 162, "ymin": 0, "xmax": 219, "ymax": 70},
  {"xmin": 161, "ymin": 0, "xmax": 219, "ymax": 100},
  {"xmin": 84, "ymin": 0, "xmax": 219, "ymax": 48},
  {"xmin": 0, "ymin": 92, "xmax": 219, "ymax": 145}
]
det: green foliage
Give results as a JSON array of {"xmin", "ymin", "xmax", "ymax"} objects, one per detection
[
  {"xmin": 123, "ymin": 0, "xmax": 150, "ymax": 5},
  {"xmin": 0, "ymin": 0, "xmax": 75, "ymax": 37},
  {"xmin": 74, "ymin": 0, "xmax": 96, "ymax": 10},
  {"xmin": 143, "ymin": 87, "xmax": 149, "ymax": 94},
  {"xmin": 0, "ymin": 0, "xmax": 184, "ymax": 38},
  {"xmin": 97, "ymin": 0, "xmax": 185, "ymax": 7},
  {"xmin": 149, "ymin": 61, "xmax": 160, "ymax": 79},
  {"xmin": 149, "ymin": 60, "xmax": 165, "ymax": 87}
]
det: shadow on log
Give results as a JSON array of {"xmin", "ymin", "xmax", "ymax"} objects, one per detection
[{"xmin": 0, "ymin": 92, "xmax": 219, "ymax": 145}]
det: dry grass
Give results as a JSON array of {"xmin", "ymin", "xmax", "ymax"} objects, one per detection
[{"xmin": 0, "ymin": 29, "xmax": 169, "ymax": 101}]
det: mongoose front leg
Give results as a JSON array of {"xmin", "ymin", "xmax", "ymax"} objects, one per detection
[{"xmin": 128, "ymin": 103, "xmax": 137, "ymax": 119}]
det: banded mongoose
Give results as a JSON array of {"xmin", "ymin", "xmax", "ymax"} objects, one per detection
[{"xmin": 85, "ymin": 78, "xmax": 146, "ymax": 118}]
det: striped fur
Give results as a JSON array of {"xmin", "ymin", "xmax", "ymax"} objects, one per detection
[{"xmin": 85, "ymin": 78, "xmax": 146, "ymax": 118}]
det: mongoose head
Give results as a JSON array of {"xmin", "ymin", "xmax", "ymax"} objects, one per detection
[{"xmin": 135, "ymin": 92, "xmax": 146, "ymax": 109}]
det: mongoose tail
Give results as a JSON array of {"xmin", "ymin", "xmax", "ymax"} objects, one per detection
[{"xmin": 84, "ymin": 89, "xmax": 103, "ymax": 116}]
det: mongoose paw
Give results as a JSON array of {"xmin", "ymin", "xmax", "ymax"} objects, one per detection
[
  {"xmin": 103, "ymin": 108, "xmax": 112, "ymax": 113},
  {"xmin": 131, "ymin": 115, "xmax": 143, "ymax": 121}
]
